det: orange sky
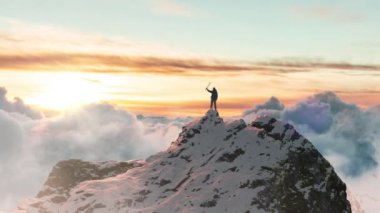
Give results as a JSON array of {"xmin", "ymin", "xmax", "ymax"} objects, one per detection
[
  {"xmin": 1, "ymin": 69, "xmax": 379, "ymax": 117},
  {"xmin": 0, "ymin": 20, "xmax": 379, "ymax": 117}
]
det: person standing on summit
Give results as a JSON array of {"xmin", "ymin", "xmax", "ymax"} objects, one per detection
[{"xmin": 206, "ymin": 83, "xmax": 218, "ymax": 111}]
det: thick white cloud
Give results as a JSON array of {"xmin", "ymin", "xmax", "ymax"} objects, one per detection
[
  {"xmin": 0, "ymin": 110, "xmax": 24, "ymax": 163},
  {"xmin": 0, "ymin": 91, "xmax": 190, "ymax": 212},
  {"xmin": 283, "ymin": 101, "xmax": 333, "ymax": 133},
  {"xmin": 244, "ymin": 91, "xmax": 378, "ymax": 177},
  {"xmin": 243, "ymin": 97, "xmax": 284, "ymax": 121},
  {"xmin": 0, "ymin": 87, "xmax": 42, "ymax": 119},
  {"xmin": 243, "ymin": 96, "xmax": 284, "ymax": 116}
]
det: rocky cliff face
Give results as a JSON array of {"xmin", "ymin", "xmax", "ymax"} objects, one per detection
[
  {"xmin": 18, "ymin": 159, "xmax": 144, "ymax": 212},
  {"xmin": 18, "ymin": 110, "xmax": 351, "ymax": 213}
]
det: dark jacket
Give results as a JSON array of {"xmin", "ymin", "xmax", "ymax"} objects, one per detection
[{"xmin": 207, "ymin": 88, "xmax": 218, "ymax": 100}]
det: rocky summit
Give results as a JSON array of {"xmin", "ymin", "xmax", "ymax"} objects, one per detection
[{"xmin": 18, "ymin": 110, "xmax": 351, "ymax": 213}]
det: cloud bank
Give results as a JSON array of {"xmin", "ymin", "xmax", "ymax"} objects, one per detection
[{"xmin": 0, "ymin": 88, "xmax": 190, "ymax": 212}]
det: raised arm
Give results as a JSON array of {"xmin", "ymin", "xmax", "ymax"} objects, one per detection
[{"xmin": 206, "ymin": 88, "xmax": 212, "ymax": 93}]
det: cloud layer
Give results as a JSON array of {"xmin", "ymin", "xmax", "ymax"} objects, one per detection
[{"xmin": 0, "ymin": 86, "xmax": 379, "ymax": 212}]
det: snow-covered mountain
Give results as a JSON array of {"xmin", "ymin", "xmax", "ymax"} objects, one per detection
[{"xmin": 18, "ymin": 110, "xmax": 351, "ymax": 212}]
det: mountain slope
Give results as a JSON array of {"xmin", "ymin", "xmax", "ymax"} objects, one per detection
[
  {"xmin": 19, "ymin": 110, "xmax": 351, "ymax": 212},
  {"xmin": 347, "ymin": 190, "xmax": 364, "ymax": 213}
]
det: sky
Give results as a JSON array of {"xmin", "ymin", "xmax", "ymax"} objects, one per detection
[
  {"xmin": 0, "ymin": 0, "xmax": 380, "ymax": 212},
  {"xmin": 0, "ymin": 0, "xmax": 380, "ymax": 116}
]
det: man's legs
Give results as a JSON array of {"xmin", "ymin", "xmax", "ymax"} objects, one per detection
[
  {"xmin": 210, "ymin": 99, "xmax": 213, "ymax": 109},
  {"xmin": 211, "ymin": 100, "xmax": 216, "ymax": 110}
]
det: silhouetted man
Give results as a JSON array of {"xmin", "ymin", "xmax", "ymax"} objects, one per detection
[{"xmin": 206, "ymin": 86, "xmax": 218, "ymax": 111}]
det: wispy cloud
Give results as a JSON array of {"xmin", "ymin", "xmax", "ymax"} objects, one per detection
[
  {"xmin": 152, "ymin": 0, "xmax": 195, "ymax": 17},
  {"xmin": 292, "ymin": 5, "xmax": 363, "ymax": 23},
  {"xmin": 1, "ymin": 18, "xmax": 379, "ymax": 76},
  {"xmin": 0, "ymin": 17, "xmax": 184, "ymax": 57},
  {"xmin": 2, "ymin": 52, "xmax": 380, "ymax": 76}
]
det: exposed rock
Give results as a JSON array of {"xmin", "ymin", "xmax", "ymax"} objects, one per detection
[{"xmin": 18, "ymin": 159, "xmax": 143, "ymax": 212}]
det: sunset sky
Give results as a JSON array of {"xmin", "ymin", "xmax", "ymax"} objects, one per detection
[
  {"xmin": 0, "ymin": 0, "xmax": 380, "ymax": 116},
  {"xmin": 2, "ymin": 1, "xmax": 380, "ymax": 212}
]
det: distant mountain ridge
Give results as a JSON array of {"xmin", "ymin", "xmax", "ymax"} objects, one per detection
[{"xmin": 19, "ymin": 110, "xmax": 352, "ymax": 212}]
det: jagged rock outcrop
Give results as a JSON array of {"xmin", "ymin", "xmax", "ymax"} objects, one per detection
[
  {"xmin": 18, "ymin": 159, "xmax": 143, "ymax": 212},
  {"xmin": 19, "ymin": 110, "xmax": 351, "ymax": 212}
]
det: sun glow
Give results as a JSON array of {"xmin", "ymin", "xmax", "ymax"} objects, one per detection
[{"xmin": 29, "ymin": 72, "xmax": 103, "ymax": 110}]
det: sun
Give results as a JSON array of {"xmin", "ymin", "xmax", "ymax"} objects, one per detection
[{"xmin": 30, "ymin": 72, "xmax": 103, "ymax": 111}]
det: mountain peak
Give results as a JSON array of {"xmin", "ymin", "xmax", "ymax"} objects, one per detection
[
  {"xmin": 19, "ymin": 111, "xmax": 351, "ymax": 213},
  {"xmin": 188, "ymin": 109, "xmax": 223, "ymax": 129},
  {"xmin": 205, "ymin": 109, "xmax": 220, "ymax": 117}
]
